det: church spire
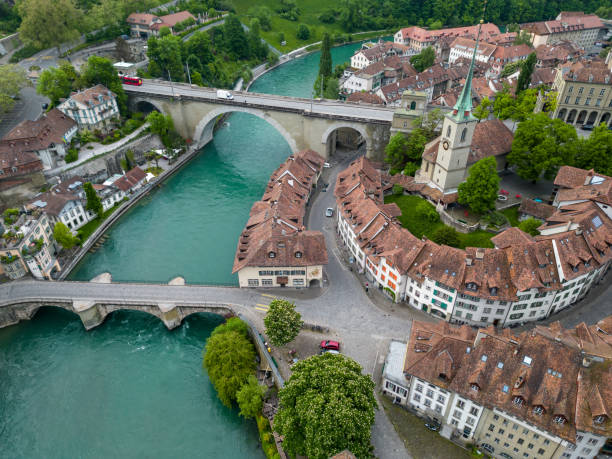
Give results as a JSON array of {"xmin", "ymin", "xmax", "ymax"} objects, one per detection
[{"xmin": 452, "ymin": 0, "xmax": 488, "ymax": 122}]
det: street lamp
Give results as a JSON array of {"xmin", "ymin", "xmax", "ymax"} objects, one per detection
[{"xmin": 167, "ymin": 70, "xmax": 175, "ymax": 98}]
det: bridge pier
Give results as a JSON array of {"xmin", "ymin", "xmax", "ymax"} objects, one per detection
[
  {"xmin": 158, "ymin": 303, "xmax": 181, "ymax": 330},
  {"xmin": 73, "ymin": 300, "xmax": 105, "ymax": 330}
]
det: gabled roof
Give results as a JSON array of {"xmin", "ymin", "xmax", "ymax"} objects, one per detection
[{"xmin": 0, "ymin": 108, "xmax": 76, "ymax": 153}]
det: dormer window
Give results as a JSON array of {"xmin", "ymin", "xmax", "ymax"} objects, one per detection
[
  {"xmin": 466, "ymin": 282, "xmax": 478, "ymax": 291},
  {"xmin": 268, "ymin": 251, "xmax": 276, "ymax": 258},
  {"xmin": 553, "ymin": 415, "xmax": 566, "ymax": 425},
  {"xmin": 489, "ymin": 287, "xmax": 498, "ymax": 296},
  {"xmin": 470, "ymin": 384, "xmax": 479, "ymax": 392},
  {"xmin": 533, "ymin": 405, "xmax": 544, "ymax": 416},
  {"xmin": 295, "ymin": 251, "xmax": 302, "ymax": 258},
  {"xmin": 438, "ymin": 373, "xmax": 447, "ymax": 381},
  {"xmin": 512, "ymin": 396, "xmax": 524, "ymax": 407},
  {"xmin": 594, "ymin": 415, "xmax": 606, "ymax": 424},
  {"xmin": 572, "ymin": 266, "xmax": 579, "ymax": 272}
]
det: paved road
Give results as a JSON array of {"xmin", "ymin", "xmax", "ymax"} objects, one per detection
[
  {"xmin": 126, "ymin": 80, "xmax": 395, "ymax": 122},
  {"xmin": 0, "ymin": 87, "xmax": 49, "ymax": 138}
]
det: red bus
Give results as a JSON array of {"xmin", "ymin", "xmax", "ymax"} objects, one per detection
[{"xmin": 120, "ymin": 75, "xmax": 143, "ymax": 86}]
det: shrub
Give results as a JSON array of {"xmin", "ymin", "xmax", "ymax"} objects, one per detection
[
  {"xmin": 432, "ymin": 226, "xmax": 460, "ymax": 247},
  {"xmin": 9, "ymin": 44, "xmax": 41, "ymax": 63},
  {"xmin": 65, "ymin": 148, "xmax": 78, "ymax": 163},
  {"xmin": 416, "ymin": 200, "xmax": 439, "ymax": 223},
  {"xmin": 519, "ymin": 217, "xmax": 541, "ymax": 236},
  {"xmin": 403, "ymin": 161, "xmax": 419, "ymax": 176},
  {"xmin": 296, "ymin": 24, "xmax": 310, "ymax": 40},
  {"xmin": 384, "ymin": 287, "xmax": 396, "ymax": 301},
  {"xmin": 392, "ymin": 184, "xmax": 404, "ymax": 196}
]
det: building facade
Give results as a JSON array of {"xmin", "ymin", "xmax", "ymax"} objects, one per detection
[
  {"xmin": 58, "ymin": 85, "xmax": 119, "ymax": 134},
  {"xmin": 383, "ymin": 319, "xmax": 612, "ymax": 459},
  {"xmin": 521, "ymin": 12, "xmax": 604, "ymax": 49},
  {"xmin": 547, "ymin": 61, "xmax": 612, "ymax": 127}
]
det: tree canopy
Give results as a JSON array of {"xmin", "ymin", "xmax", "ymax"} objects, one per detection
[
  {"xmin": 37, "ymin": 66, "xmax": 74, "ymax": 105},
  {"xmin": 53, "ymin": 221, "xmax": 79, "ymax": 249},
  {"xmin": 516, "ymin": 52, "xmax": 536, "ymax": 93},
  {"xmin": 18, "ymin": 0, "xmax": 82, "ymax": 51},
  {"xmin": 84, "ymin": 182, "xmax": 103, "ymax": 218},
  {"xmin": 507, "ymin": 113, "xmax": 578, "ymax": 182},
  {"xmin": 410, "ymin": 46, "xmax": 435, "ymax": 72},
  {"xmin": 203, "ymin": 319, "xmax": 257, "ymax": 408},
  {"xmin": 274, "ymin": 353, "xmax": 377, "ymax": 459},
  {"xmin": 384, "ymin": 131, "xmax": 427, "ymax": 173},
  {"xmin": 573, "ymin": 123, "xmax": 612, "ymax": 176},
  {"xmin": 0, "ymin": 64, "xmax": 28, "ymax": 113},
  {"xmin": 264, "ymin": 299, "xmax": 303, "ymax": 346},
  {"xmin": 236, "ymin": 375, "xmax": 265, "ymax": 419},
  {"xmin": 519, "ymin": 217, "xmax": 541, "ymax": 236},
  {"xmin": 458, "ymin": 157, "xmax": 501, "ymax": 214}
]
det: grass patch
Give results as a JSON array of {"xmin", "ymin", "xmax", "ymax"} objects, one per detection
[
  {"xmin": 256, "ymin": 414, "xmax": 281, "ymax": 459},
  {"xmin": 145, "ymin": 166, "xmax": 163, "ymax": 176},
  {"xmin": 76, "ymin": 203, "xmax": 122, "ymax": 242},
  {"xmin": 385, "ymin": 195, "xmax": 494, "ymax": 249},
  {"xmin": 229, "ymin": 0, "xmax": 386, "ymax": 51},
  {"xmin": 500, "ymin": 206, "xmax": 520, "ymax": 227}
]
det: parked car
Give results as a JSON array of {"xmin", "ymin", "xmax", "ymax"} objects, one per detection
[
  {"xmin": 320, "ymin": 340, "xmax": 340, "ymax": 351},
  {"xmin": 42, "ymin": 103, "xmax": 48, "ymax": 110},
  {"xmin": 497, "ymin": 194, "xmax": 508, "ymax": 201},
  {"xmin": 582, "ymin": 123, "xmax": 594, "ymax": 131},
  {"xmin": 323, "ymin": 162, "xmax": 331, "ymax": 168},
  {"xmin": 325, "ymin": 207, "xmax": 334, "ymax": 217},
  {"xmin": 425, "ymin": 422, "xmax": 440, "ymax": 431}
]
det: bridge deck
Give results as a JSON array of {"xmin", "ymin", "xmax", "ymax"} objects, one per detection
[{"xmin": 125, "ymin": 80, "xmax": 395, "ymax": 124}]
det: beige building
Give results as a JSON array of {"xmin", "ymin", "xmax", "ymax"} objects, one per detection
[
  {"xmin": 521, "ymin": 12, "xmax": 604, "ymax": 49},
  {"xmin": 233, "ymin": 150, "xmax": 328, "ymax": 288},
  {"xmin": 0, "ymin": 211, "xmax": 60, "ymax": 280},
  {"xmin": 390, "ymin": 90, "xmax": 428, "ymax": 134},
  {"xmin": 548, "ymin": 60, "xmax": 612, "ymax": 127}
]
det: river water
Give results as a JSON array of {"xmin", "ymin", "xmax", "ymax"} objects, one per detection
[{"xmin": 0, "ymin": 40, "xmax": 372, "ymax": 457}]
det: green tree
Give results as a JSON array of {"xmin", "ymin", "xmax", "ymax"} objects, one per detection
[
  {"xmin": 573, "ymin": 123, "xmax": 612, "ymax": 175},
  {"xmin": 473, "ymin": 96, "xmax": 492, "ymax": 122},
  {"xmin": 264, "ymin": 299, "xmax": 303, "ymax": 347},
  {"xmin": 203, "ymin": 329, "xmax": 257, "ymax": 407},
  {"xmin": 53, "ymin": 221, "xmax": 79, "ymax": 249},
  {"xmin": 37, "ymin": 66, "xmax": 73, "ymax": 105},
  {"xmin": 322, "ymin": 77, "xmax": 339, "ymax": 99},
  {"xmin": 236, "ymin": 375, "xmax": 265, "ymax": 419},
  {"xmin": 184, "ymin": 32, "xmax": 214, "ymax": 67},
  {"xmin": 518, "ymin": 217, "xmax": 541, "ymax": 236},
  {"xmin": 146, "ymin": 35, "xmax": 184, "ymax": 82},
  {"xmin": 159, "ymin": 26, "xmax": 171, "ymax": 37},
  {"xmin": 211, "ymin": 317, "xmax": 249, "ymax": 338},
  {"xmin": 84, "ymin": 182, "xmax": 103, "ymax": 218},
  {"xmin": 146, "ymin": 111, "xmax": 175, "ymax": 147},
  {"xmin": 0, "ymin": 64, "xmax": 28, "ymax": 113},
  {"xmin": 247, "ymin": 19, "xmax": 267, "ymax": 60},
  {"xmin": 403, "ymin": 161, "xmax": 419, "ymax": 176},
  {"xmin": 410, "ymin": 46, "xmax": 435, "ymax": 72},
  {"xmin": 224, "ymin": 14, "xmax": 249, "ymax": 59},
  {"xmin": 80, "ymin": 56, "xmax": 127, "ymax": 113},
  {"xmin": 458, "ymin": 157, "xmax": 500, "ymax": 214},
  {"xmin": 296, "ymin": 24, "xmax": 310, "ymax": 40},
  {"xmin": 413, "ymin": 108, "xmax": 444, "ymax": 140},
  {"xmin": 516, "ymin": 52, "xmax": 536, "ymax": 93},
  {"xmin": 432, "ymin": 226, "xmax": 460, "ymax": 247},
  {"xmin": 191, "ymin": 71, "xmax": 204, "ymax": 86},
  {"xmin": 18, "ymin": 0, "xmax": 82, "ymax": 51},
  {"xmin": 508, "ymin": 113, "xmax": 578, "ymax": 182},
  {"xmin": 416, "ymin": 200, "xmax": 440, "ymax": 222},
  {"xmin": 384, "ymin": 132, "xmax": 409, "ymax": 169},
  {"xmin": 319, "ymin": 33, "xmax": 332, "ymax": 80},
  {"xmin": 274, "ymin": 353, "xmax": 377, "ymax": 459}
]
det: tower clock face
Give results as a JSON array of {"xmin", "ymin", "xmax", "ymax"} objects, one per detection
[{"xmin": 442, "ymin": 140, "xmax": 450, "ymax": 150}]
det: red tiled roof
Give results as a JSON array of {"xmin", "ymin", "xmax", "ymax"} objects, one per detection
[
  {"xmin": 0, "ymin": 108, "xmax": 76, "ymax": 153},
  {"xmin": 113, "ymin": 166, "xmax": 146, "ymax": 192},
  {"xmin": 519, "ymin": 198, "xmax": 555, "ymax": 220},
  {"xmin": 468, "ymin": 119, "xmax": 514, "ymax": 164},
  {"xmin": 346, "ymin": 92, "xmax": 385, "ymax": 105}
]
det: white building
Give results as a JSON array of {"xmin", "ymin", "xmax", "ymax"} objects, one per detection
[{"xmin": 58, "ymin": 85, "xmax": 119, "ymax": 134}]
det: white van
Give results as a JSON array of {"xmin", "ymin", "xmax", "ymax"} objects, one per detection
[{"xmin": 216, "ymin": 89, "xmax": 234, "ymax": 100}]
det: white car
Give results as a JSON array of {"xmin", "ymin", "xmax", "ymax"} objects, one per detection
[
  {"xmin": 325, "ymin": 208, "xmax": 334, "ymax": 217},
  {"xmin": 323, "ymin": 162, "xmax": 331, "ymax": 168}
]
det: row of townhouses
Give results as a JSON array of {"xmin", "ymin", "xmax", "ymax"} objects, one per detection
[
  {"xmin": 232, "ymin": 150, "xmax": 328, "ymax": 288},
  {"xmin": 335, "ymin": 155, "xmax": 611, "ymax": 328},
  {"xmin": 0, "ymin": 167, "xmax": 147, "ymax": 280},
  {"xmin": 383, "ymin": 317, "xmax": 612, "ymax": 459}
]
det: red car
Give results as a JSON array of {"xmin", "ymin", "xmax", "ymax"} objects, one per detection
[{"xmin": 320, "ymin": 340, "xmax": 340, "ymax": 351}]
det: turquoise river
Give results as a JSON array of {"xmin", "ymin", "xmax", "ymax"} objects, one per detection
[{"xmin": 0, "ymin": 40, "xmax": 380, "ymax": 457}]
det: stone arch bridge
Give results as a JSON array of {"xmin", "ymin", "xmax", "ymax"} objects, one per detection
[{"xmin": 125, "ymin": 80, "xmax": 394, "ymax": 159}]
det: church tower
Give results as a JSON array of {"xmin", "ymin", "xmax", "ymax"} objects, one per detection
[{"xmin": 431, "ymin": 4, "xmax": 486, "ymax": 194}]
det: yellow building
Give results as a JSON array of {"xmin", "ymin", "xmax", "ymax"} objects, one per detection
[{"xmin": 549, "ymin": 61, "xmax": 612, "ymax": 127}]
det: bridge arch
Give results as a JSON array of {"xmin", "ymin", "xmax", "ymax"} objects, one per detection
[
  {"xmin": 131, "ymin": 97, "xmax": 166, "ymax": 116},
  {"xmin": 192, "ymin": 106, "xmax": 298, "ymax": 151},
  {"xmin": 321, "ymin": 123, "xmax": 369, "ymax": 157}
]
